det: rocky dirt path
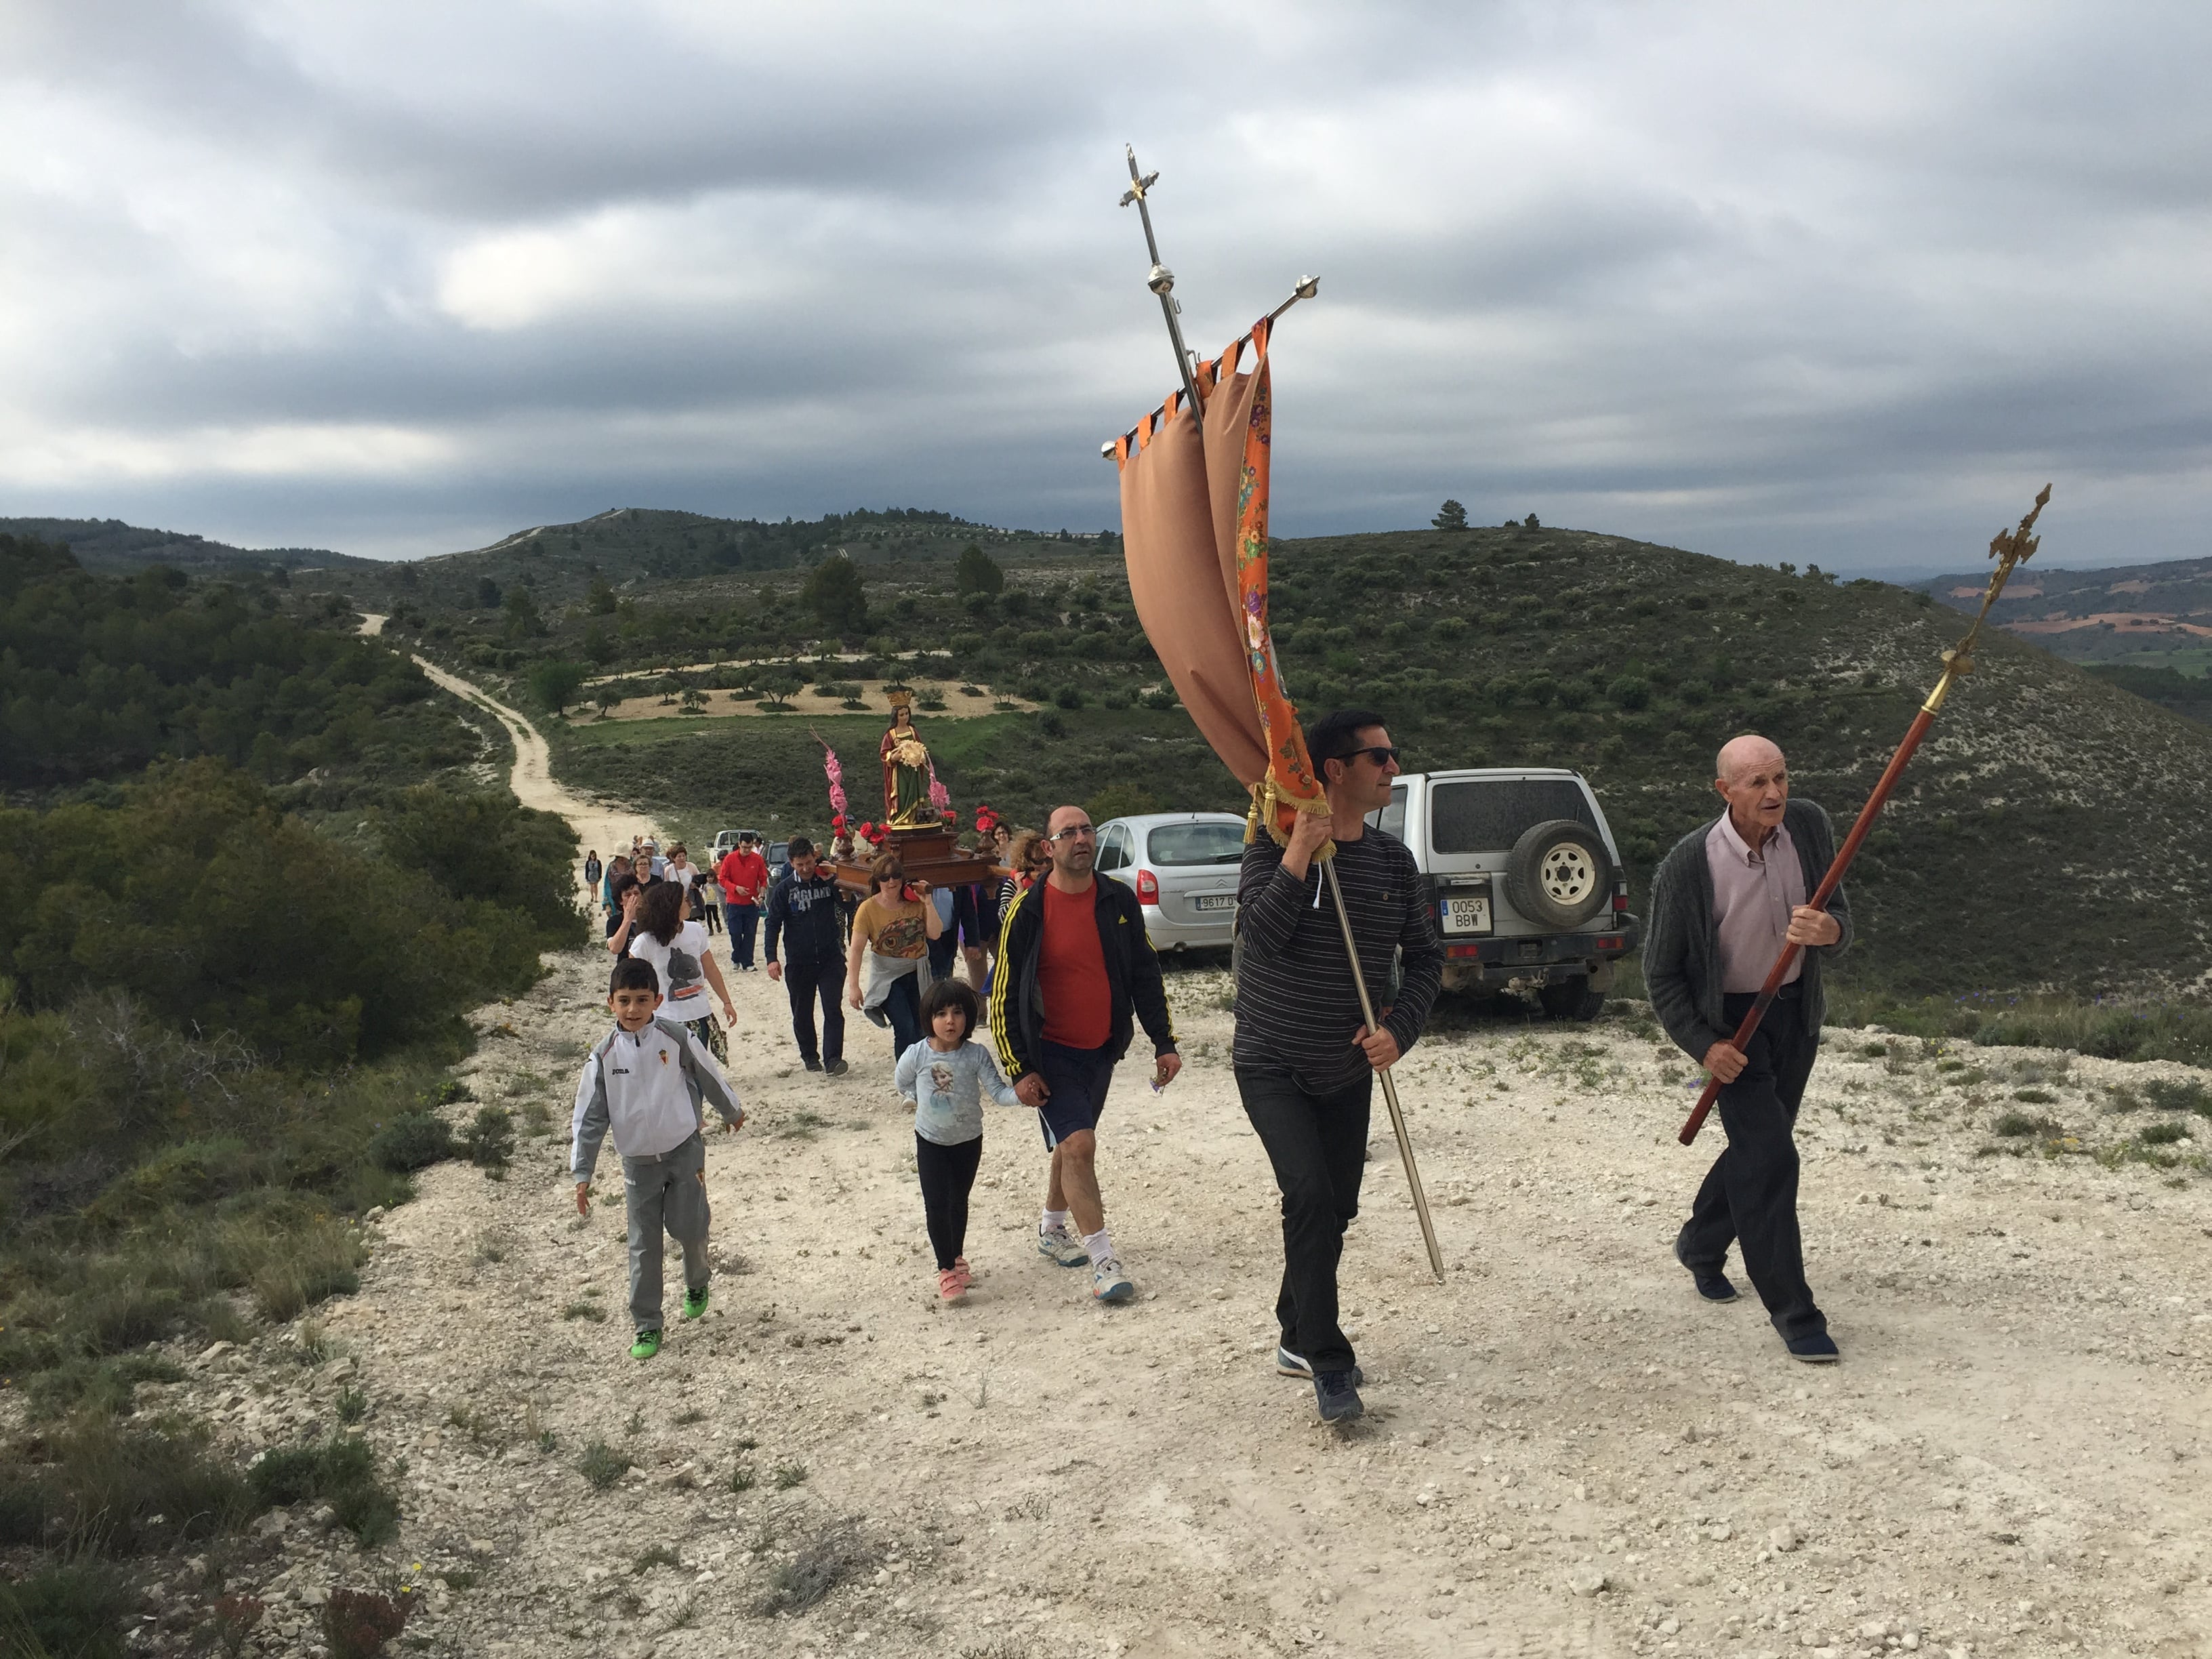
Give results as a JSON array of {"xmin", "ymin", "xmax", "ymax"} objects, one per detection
[{"xmin": 171, "ymin": 667, "xmax": 2212, "ymax": 1657}]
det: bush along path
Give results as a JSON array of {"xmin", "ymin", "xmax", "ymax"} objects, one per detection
[{"xmin": 44, "ymin": 926, "xmax": 2200, "ymax": 1655}]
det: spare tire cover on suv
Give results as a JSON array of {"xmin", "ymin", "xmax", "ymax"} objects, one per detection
[{"xmin": 1502, "ymin": 819, "xmax": 1610, "ymax": 930}]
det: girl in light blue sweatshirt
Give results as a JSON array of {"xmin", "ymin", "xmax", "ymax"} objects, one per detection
[{"xmin": 895, "ymin": 978, "xmax": 1024, "ymax": 1303}]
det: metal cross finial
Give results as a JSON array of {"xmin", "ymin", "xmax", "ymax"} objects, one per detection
[{"xmin": 1120, "ymin": 145, "xmax": 1208, "ymax": 432}]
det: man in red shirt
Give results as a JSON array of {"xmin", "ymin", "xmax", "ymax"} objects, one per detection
[
  {"xmin": 989, "ymin": 805, "xmax": 1180, "ymax": 1303},
  {"xmin": 716, "ymin": 835, "xmax": 770, "ymax": 970}
]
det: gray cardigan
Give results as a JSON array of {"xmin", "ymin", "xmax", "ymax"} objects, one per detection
[{"xmin": 1643, "ymin": 798, "xmax": 1853, "ymax": 1063}]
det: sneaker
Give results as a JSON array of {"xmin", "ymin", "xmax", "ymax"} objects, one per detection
[
  {"xmin": 1786, "ymin": 1332, "xmax": 1841, "ymax": 1364},
  {"xmin": 1090, "ymin": 1257, "xmax": 1135, "ymax": 1304},
  {"xmin": 937, "ymin": 1268, "xmax": 967, "ymax": 1304},
  {"xmin": 681, "ymin": 1285, "xmax": 709, "ymax": 1321},
  {"xmin": 952, "ymin": 1256, "xmax": 972, "ymax": 1292},
  {"xmin": 1276, "ymin": 1346, "xmax": 1362, "ymax": 1387},
  {"xmin": 824, "ymin": 1058, "xmax": 848, "ymax": 1077},
  {"xmin": 1036, "ymin": 1224, "xmax": 1089, "ymax": 1268},
  {"xmin": 1314, "ymin": 1370, "xmax": 1364, "ymax": 1422},
  {"xmin": 1674, "ymin": 1234, "xmax": 1740, "ymax": 1303},
  {"xmin": 630, "ymin": 1328, "xmax": 662, "ymax": 1361},
  {"xmin": 803, "ymin": 1057, "xmax": 823, "ymax": 1072}
]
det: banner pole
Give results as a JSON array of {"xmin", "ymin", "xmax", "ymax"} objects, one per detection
[{"xmin": 1322, "ymin": 859, "xmax": 1446, "ymax": 1281}]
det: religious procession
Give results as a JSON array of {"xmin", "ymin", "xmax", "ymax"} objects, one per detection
[{"xmin": 576, "ymin": 149, "xmax": 2059, "ymax": 1433}]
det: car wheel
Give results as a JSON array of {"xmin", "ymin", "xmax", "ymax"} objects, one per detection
[
  {"xmin": 1538, "ymin": 975, "xmax": 1606, "ymax": 1021},
  {"xmin": 1503, "ymin": 819, "xmax": 1610, "ymax": 930}
]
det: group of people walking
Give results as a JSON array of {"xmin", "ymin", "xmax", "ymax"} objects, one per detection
[{"xmin": 572, "ymin": 711, "xmax": 1857, "ymax": 1423}]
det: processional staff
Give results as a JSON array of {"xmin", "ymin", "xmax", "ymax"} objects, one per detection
[{"xmin": 1677, "ymin": 485, "xmax": 2053, "ymax": 1146}]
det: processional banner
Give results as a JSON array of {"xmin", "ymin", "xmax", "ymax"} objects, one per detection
[{"xmin": 1112, "ymin": 318, "xmax": 1324, "ymax": 842}]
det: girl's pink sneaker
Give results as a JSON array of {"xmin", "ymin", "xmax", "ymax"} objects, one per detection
[
  {"xmin": 952, "ymin": 1256, "xmax": 972, "ymax": 1292},
  {"xmin": 937, "ymin": 1268, "xmax": 966, "ymax": 1303}
]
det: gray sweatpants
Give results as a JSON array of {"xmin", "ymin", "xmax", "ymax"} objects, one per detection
[{"xmin": 623, "ymin": 1132, "xmax": 710, "ymax": 1330}]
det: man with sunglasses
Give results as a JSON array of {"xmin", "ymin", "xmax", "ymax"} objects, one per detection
[
  {"xmin": 1234, "ymin": 708, "xmax": 1443, "ymax": 1424},
  {"xmin": 990, "ymin": 805, "xmax": 1180, "ymax": 1305}
]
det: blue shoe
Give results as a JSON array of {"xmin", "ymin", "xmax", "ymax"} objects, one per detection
[
  {"xmin": 1314, "ymin": 1370, "xmax": 1364, "ymax": 1423},
  {"xmin": 1036, "ymin": 1224, "xmax": 1088, "ymax": 1268},
  {"xmin": 1090, "ymin": 1257, "xmax": 1135, "ymax": 1304},
  {"xmin": 1276, "ymin": 1345, "xmax": 1363, "ymax": 1387},
  {"xmin": 1674, "ymin": 1235, "xmax": 1740, "ymax": 1303},
  {"xmin": 1786, "ymin": 1332, "xmax": 1840, "ymax": 1364}
]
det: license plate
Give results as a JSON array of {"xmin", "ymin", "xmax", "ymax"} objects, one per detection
[
  {"xmin": 1443, "ymin": 895, "xmax": 1492, "ymax": 934},
  {"xmin": 1192, "ymin": 894, "xmax": 1235, "ymax": 912}
]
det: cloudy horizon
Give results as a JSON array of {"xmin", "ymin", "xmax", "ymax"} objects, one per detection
[{"xmin": 3, "ymin": 1, "xmax": 2209, "ymax": 575}]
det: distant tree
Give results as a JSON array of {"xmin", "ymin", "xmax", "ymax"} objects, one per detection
[
  {"xmin": 527, "ymin": 659, "xmax": 588, "ymax": 715},
  {"xmin": 394, "ymin": 563, "xmax": 420, "ymax": 590},
  {"xmin": 956, "ymin": 544, "xmax": 1005, "ymax": 596},
  {"xmin": 1523, "ymin": 513, "xmax": 1540, "ymax": 529},
  {"xmin": 757, "ymin": 666, "xmax": 806, "ymax": 710},
  {"xmin": 679, "ymin": 686, "xmax": 708, "ymax": 714},
  {"xmin": 587, "ymin": 577, "xmax": 618, "ymax": 614},
  {"xmin": 476, "ymin": 577, "xmax": 502, "ymax": 609},
  {"xmin": 1432, "ymin": 499, "xmax": 1469, "ymax": 531},
  {"xmin": 802, "ymin": 554, "xmax": 869, "ymax": 635},
  {"xmin": 594, "ymin": 682, "xmax": 622, "ymax": 717},
  {"xmin": 503, "ymin": 587, "xmax": 542, "ymax": 640}
]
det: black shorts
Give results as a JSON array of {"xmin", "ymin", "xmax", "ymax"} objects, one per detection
[{"xmin": 1036, "ymin": 1040, "xmax": 1115, "ymax": 1149}]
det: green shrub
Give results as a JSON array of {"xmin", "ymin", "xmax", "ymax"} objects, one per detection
[
  {"xmin": 578, "ymin": 1439, "xmax": 631, "ymax": 1492},
  {"xmin": 0, "ymin": 1418, "xmax": 258, "ymax": 1555},
  {"xmin": 2139, "ymin": 1121, "xmax": 2192, "ymax": 1146},
  {"xmin": 369, "ymin": 1111, "xmax": 457, "ymax": 1172},
  {"xmin": 1992, "ymin": 1111, "xmax": 2058, "ymax": 1139},
  {"xmin": 249, "ymin": 1435, "xmax": 400, "ymax": 1545},
  {"xmin": 0, "ymin": 1562, "xmax": 135, "ymax": 1659},
  {"xmin": 462, "ymin": 1106, "xmax": 515, "ymax": 1171}
]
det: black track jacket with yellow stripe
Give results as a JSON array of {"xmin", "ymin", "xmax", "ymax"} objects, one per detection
[{"xmin": 989, "ymin": 876, "xmax": 1178, "ymax": 1082}]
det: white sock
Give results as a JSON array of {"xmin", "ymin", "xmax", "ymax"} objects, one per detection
[
  {"xmin": 1040, "ymin": 1208, "xmax": 1069, "ymax": 1235},
  {"xmin": 1082, "ymin": 1227, "xmax": 1115, "ymax": 1268}
]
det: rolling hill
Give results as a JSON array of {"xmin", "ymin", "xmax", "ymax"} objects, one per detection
[
  {"xmin": 0, "ymin": 515, "xmax": 376, "ymax": 579},
  {"xmin": 1914, "ymin": 552, "xmax": 2212, "ymax": 666}
]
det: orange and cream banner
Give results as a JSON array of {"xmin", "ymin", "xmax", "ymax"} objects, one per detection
[{"xmin": 1113, "ymin": 317, "xmax": 1325, "ymax": 844}]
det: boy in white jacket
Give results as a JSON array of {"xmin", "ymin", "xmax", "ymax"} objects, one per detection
[{"xmin": 573, "ymin": 957, "xmax": 746, "ymax": 1359}]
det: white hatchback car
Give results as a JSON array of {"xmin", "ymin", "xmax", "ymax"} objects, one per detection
[{"xmin": 1094, "ymin": 811, "xmax": 1246, "ymax": 951}]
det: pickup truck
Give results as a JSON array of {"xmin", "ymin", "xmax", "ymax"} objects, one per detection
[{"xmin": 1366, "ymin": 767, "xmax": 1639, "ymax": 1020}]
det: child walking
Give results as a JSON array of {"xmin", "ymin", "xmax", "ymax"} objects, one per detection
[
  {"xmin": 894, "ymin": 979, "xmax": 1023, "ymax": 1304},
  {"xmin": 572, "ymin": 958, "xmax": 746, "ymax": 1359}
]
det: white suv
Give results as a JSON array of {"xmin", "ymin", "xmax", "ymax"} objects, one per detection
[{"xmin": 1368, "ymin": 768, "xmax": 1637, "ymax": 1020}]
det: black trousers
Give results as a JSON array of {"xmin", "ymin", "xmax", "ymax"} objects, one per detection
[
  {"xmin": 915, "ymin": 1133, "xmax": 984, "ymax": 1270},
  {"xmin": 1678, "ymin": 989, "xmax": 1826, "ymax": 1340},
  {"xmin": 1235, "ymin": 1065, "xmax": 1373, "ymax": 1375},
  {"xmin": 781, "ymin": 958, "xmax": 844, "ymax": 1065}
]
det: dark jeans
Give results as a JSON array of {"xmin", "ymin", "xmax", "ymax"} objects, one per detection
[
  {"xmin": 915, "ymin": 1132, "xmax": 985, "ymax": 1270},
  {"xmin": 927, "ymin": 929, "xmax": 959, "ymax": 981},
  {"xmin": 781, "ymin": 958, "xmax": 844, "ymax": 1065},
  {"xmin": 1235, "ymin": 1065, "xmax": 1373, "ymax": 1376},
  {"xmin": 881, "ymin": 971, "xmax": 922, "ymax": 1057},
  {"xmin": 722, "ymin": 903, "xmax": 759, "ymax": 966},
  {"xmin": 1678, "ymin": 989, "xmax": 1826, "ymax": 1340}
]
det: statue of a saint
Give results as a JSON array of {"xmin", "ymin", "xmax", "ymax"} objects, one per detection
[{"xmin": 880, "ymin": 703, "xmax": 931, "ymax": 828}]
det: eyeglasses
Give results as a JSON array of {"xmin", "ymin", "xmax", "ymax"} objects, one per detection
[
  {"xmin": 1334, "ymin": 745, "xmax": 1400, "ymax": 768},
  {"xmin": 1048, "ymin": 825, "xmax": 1097, "ymax": 842}
]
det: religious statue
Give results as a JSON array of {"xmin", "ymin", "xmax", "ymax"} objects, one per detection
[{"xmin": 879, "ymin": 702, "xmax": 932, "ymax": 828}]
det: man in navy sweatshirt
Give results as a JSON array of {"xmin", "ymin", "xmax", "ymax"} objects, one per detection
[
  {"xmin": 1234, "ymin": 708, "xmax": 1443, "ymax": 1425},
  {"xmin": 764, "ymin": 837, "xmax": 848, "ymax": 1076}
]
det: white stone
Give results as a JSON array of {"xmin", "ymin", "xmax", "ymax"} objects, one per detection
[
  {"xmin": 1770, "ymin": 1524, "xmax": 1801, "ymax": 1553},
  {"xmin": 1567, "ymin": 1566, "xmax": 1608, "ymax": 1597}
]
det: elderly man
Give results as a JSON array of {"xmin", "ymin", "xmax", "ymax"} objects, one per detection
[{"xmin": 1645, "ymin": 733, "xmax": 1851, "ymax": 1364}]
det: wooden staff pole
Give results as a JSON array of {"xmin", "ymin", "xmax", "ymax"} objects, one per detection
[{"xmin": 1677, "ymin": 485, "xmax": 2051, "ymax": 1147}]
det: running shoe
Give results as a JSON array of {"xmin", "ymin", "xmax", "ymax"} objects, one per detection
[
  {"xmin": 1090, "ymin": 1258, "xmax": 1135, "ymax": 1304},
  {"xmin": 952, "ymin": 1256, "xmax": 972, "ymax": 1293},
  {"xmin": 937, "ymin": 1268, "xmax": 967, "ymax": 1304},
  {"xmin": 630, "ymin": 1328, "xmax": 662, "ymax": 1361},
  {"xmin": 1036, "ymin": 1224, "xmax": 1088, "ymax": 1268},
  {"xmin": 1314, "ymin": 1370, "xmax": 1364, "ymax": 1422},
  {"xmin": 682, "ymin": 1285, "xmax": 709, "ymax": 1321},
  {"xmin": 803, "ymin": 1057, "xmax": 823, "ymax": 1072},
  {"xmin": 825, "ymin": 1058, "xmax": 849, "ymax": 1077},
  {"xmin": 1275, "ymin": 1346, "xmax": 1363, "ymax": 1387}
]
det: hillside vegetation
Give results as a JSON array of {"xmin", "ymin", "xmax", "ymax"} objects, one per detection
[
  {"xmin": 0, "ymin": 514, "xmax": 371, "ymax": 579},
  {"xmin": 499, "ymin": 523, "xmax": 2212, "ymax": 1003},
  {"xmin": 1916, "ymin": 552, "xmax": 2212, "ymax": 666}
]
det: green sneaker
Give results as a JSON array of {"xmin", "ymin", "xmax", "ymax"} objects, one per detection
[
  {"xmin": 630, "ymin": 1328, "xmax": 662, "ymax": 1360},
  {"xmin": 682, "ymin": 1284, "xmax": 710, "ymax": 1321}
]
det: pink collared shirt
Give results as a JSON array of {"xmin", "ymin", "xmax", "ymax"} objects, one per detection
[{"xmin": 1706, "ymin": 813, "xmax": 1806, "ymax": 993}]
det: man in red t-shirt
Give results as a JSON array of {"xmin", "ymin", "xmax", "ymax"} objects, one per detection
[
  {"xmin": 716, "ymin": 836, "xmax": 770, "ymax": 970},
  {"xmin": 988, "ymin": 804, "xmax": 1181, "ymax": 1304}
]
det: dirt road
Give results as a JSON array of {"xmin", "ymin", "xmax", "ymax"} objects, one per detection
[{"xmin": 188, "ymin": 663, "xmax": 2212, "ymax": 1655}]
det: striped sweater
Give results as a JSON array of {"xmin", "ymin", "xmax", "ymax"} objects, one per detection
[{"xmin": 1232, "ymin": 830, "xmax": 1443, "ymax": 1091}]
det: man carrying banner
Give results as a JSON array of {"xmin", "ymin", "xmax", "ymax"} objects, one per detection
[
  {"xmin": 1647, "ymin": 733, "xmax": 1849, "ymax": 1365},
  {"xmin": 1234, "ymin": 709, "xmax": 1443, "ymax": 1424}
]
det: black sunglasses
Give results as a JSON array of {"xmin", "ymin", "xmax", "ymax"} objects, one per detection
[{"xmin": 1332, "ymin": 745, "xmax": 1401, "ymax": 768}]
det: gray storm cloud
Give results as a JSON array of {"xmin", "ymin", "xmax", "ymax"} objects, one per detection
[{"xmin": 2, "ymin": 0, "xmax": 2208, "ymax": 571}]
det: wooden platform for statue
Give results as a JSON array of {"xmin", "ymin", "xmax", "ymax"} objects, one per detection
[{"xmin": 830, "ymin": 825, "xmax": 1006, "ymax": 895}]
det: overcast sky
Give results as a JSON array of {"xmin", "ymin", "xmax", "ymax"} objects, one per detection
[{"xmin": 3, "ymin": 1, "xmax": 2209, "ymax": 574}]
